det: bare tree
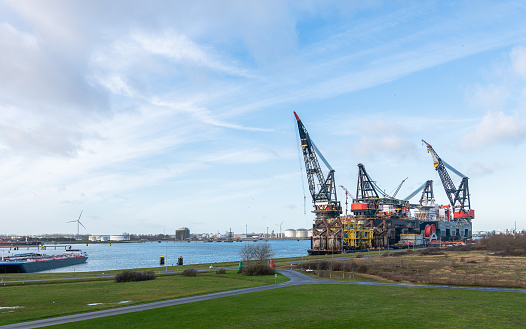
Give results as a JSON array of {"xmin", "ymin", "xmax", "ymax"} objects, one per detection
[{"xmin": 240, "ymin": 242, "xmax": 273, "ymax": 265}]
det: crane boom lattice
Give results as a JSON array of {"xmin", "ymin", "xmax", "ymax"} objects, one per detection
[
  {"xmin": 295, "ymin": 112, "xmax": 341, "ymax": 219},
  {"xmin": 422, "ymin": 140, "xmax": 473, "ymax": 220}
]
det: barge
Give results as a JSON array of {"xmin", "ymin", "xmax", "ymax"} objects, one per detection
[{"xmin": 0, "ymin": 249, "xmax": 87, "ymax": 273}]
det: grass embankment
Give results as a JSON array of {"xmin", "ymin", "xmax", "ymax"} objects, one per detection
[
  {"xmin": 0, "ymin": 261, "xmax": 242, "ymax": 285},
  {"xmin": 293, "ymin": 249, "xmax": 526, "ymax": 288},
  {"xmin": 53, "ymin": 284, "xmax": 526, "ymax": 329},
  {"xmin": 0, "ymin": 270, "xmax": 287, "ymax": 325}
]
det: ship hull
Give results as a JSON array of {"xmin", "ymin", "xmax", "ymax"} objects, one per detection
[{"xmin": 0, "ymin": 255, "xmax": 87, "ymax": 273}]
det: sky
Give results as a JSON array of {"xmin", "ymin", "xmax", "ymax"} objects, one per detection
[{"xmin": 1, "ymin": 0, "xmax": 526, "ymax": 236}]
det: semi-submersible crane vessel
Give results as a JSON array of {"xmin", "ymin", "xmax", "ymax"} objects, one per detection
[{"xmin": 294, "ymin": 112, "xmax": 473, "ymax": 254}]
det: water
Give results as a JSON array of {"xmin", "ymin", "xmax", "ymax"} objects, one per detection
[{"xmin": 21, "ymin": 240, "xmax": 310, "ymax": 273}]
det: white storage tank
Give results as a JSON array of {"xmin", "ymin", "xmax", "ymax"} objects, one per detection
[
  {"xmin": 110, "ymin": 235, "xmax": 130, "ymax": 241},
  {"xmin": 284, "ymin": 229, "xmax": 296, "ymax": 239},
  {"xmin": 296, "ymin": 228, "xmax": 308, "ymax": 238}
]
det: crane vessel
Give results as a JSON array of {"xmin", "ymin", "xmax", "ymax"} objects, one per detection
[{"xmin": 294, "ymin": 112, "xmax": 473, "ymax": 254}]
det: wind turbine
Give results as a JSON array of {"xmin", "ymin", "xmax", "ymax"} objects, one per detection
[
  {"xmin": 67, "ymin": 211, "xmax": 86, "ymax": 239},
  {"xmin": 276, "ymin": 221, "xmax": 284, "ymax": 238}
]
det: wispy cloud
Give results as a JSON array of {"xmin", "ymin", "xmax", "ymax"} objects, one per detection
[
  {"xmin": 462, "ymin": 111, "xmax": 526, "ymax": 149},
  {"xmin": 462, "ymin": 46, "xmax": 526, "ymax": 149},
  {"xmin": 2, "ymin": 1, "xmax": 526, "ymax": 233},
  {"xmin": 510, "ymin": 46, "xmax": 526, "ymax": 78}
]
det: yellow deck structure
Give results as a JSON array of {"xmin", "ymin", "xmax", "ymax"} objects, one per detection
[{"xmin": 342, "ymin": 219, "xmax": 374, "ymax": 249}]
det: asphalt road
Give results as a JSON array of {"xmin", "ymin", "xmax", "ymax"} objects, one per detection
[{"xmin": 2, "ymin": 270, "xmax": 526, "ymax": 328}]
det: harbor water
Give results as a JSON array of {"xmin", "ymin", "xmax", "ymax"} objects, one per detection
[{"xmin": 2, "ymin": 240, "xmax": 310, "ymax": 273}]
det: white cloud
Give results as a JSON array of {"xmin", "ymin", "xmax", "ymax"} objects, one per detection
[
  {"xmin": 351, "ymin": 121, "xmax": 418, "ymax": 160},
  {"xmin": 462, "ymin": 46, "xmax": 526, "ymax": 150},
  {"xmin": 467, "ymin": 84, "xmax": 509, "ymax": 110},
  {"xmin": 2, "ymin": 1, "xmax": 526, "ymax": 233},
  {"xmin": 152, "ymin": 101, "xmax": 272, "ymax": 132},
  {"xmin": 462, "ymin": 111, "xmax": 526, "ymax": 149},
  {"xmin": 468, "ymin": 161, "xmax": 504, "ymax": 177},
  {"xmin": 353, "ymin": 135, "xmax": 417, "ymax": 160},
  {"xmin": 510, "ymin": 46, "xmax": 526, "ymax": 78}
]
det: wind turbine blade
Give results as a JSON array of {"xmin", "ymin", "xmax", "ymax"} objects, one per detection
[
  {"xmin": 78, "ymin": 210, "xmax": 83, "ymax": 220},
  {"xmin": 67, "ymin": 220, "xmax": 77, "ymax": 223},
  {"xmin": 79, "ymin": 221, "xmax": 86, "ymax": 229}
]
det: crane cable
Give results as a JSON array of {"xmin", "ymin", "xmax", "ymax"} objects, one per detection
[{"xmin": 295, "ymin": 121, "xmax": 307, "ymax": 215}]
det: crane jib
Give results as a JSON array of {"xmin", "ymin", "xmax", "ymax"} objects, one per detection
[
  {"xmin": 294, "ymin": 111, "xmax": 341, "ymax": 219},
  {"xmin": 422, "ymin": 140, "xmax": 473, "ymax": 219}
]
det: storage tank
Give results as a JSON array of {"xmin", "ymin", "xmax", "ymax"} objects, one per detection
[
  {"xmin": 296, "ymin": 228, "xmax": 308, "ymax": 238},
  {"xmin": 110, "ymin": 235, "xmax": 130, "ymax": 241},
  {"xmin": 284, "ymin": 229, "xmax": 296, "ymax": 239}
]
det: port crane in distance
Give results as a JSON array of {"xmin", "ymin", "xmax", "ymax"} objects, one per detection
[
  {"xmin": 339, "ymin": 185, "xmax": 354, "ymax": 217},
  {"xmin": 392, "ymin": 177, "xmax": 408, "ymax": 198},
  {"xmin": 422, "ymin": 139, "xmax": 474, "ymax": 221}
]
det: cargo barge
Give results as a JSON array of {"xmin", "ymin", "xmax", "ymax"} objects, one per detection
[
  {"xmin": 0, "ymin": 249, "xmax": 87, "ymax": 273},
  {"xmin": 0, "ymin": 238, "xmax": 42, "ymax": 246}
]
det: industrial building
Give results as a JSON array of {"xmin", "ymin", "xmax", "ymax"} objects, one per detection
[
  {"xmin": 88, "ymin": 235, "xmax": 130, "ymax": 242},
  {"xmin": 175, "ymin": 227, "xmax": 190, "ymax": 241},
  {"xmin": 294, "ymin": 112, "xmax": 473, "ymax": 254}
]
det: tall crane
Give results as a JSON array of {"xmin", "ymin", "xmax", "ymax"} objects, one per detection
[
  {"xmin": 422, "ymin": 140, "xmax": 473, "ymax": 221},
  {"xmin": 294, "ymin": 112, "xmax": 341, "ymax": 219}
]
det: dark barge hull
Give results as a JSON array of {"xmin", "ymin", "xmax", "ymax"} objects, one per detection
[
  {"xmin": 307, "ymin": 248, "xmax": 384, "ymax": 255},
  {"xmin": 0, "ymin": 256, "xmax": 87, "ymax": 273},
  {"xmin": 307, "ymin": 249, "xmax": 343, "ymax": 255}
]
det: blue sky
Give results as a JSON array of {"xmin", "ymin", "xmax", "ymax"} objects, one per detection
[{"xmin": 1, "ymin": 1, "xmax": 526, "ymax": 235}]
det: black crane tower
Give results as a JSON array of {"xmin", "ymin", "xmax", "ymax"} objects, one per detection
[
  {"xmin": 419, "ymin": 180, "xmax": 434, "ymax": 206},
  {"xmin": 422, "ymin": 140, "xmax": 473, "ymax": 221},
  {"xmin": 294, "ymin": 112, "xmax": 341, "ymax": 219}
]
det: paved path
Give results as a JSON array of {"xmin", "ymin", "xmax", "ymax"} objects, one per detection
[{"xmin": 2, "ymin": 270, "xmax": 526, "ymax": 328}]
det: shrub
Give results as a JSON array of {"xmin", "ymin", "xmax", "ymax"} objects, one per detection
[
  {"xmin": 494, "ymin": 249, "xmax": 526, "ymax": 257},
  {"xmin": 475, "ymin": 233, "xmax": 526, "ymax": 256},
  {"xmin": 238, "ymin": 264, "xmax": 275, "ymax": 276},
  {"xmin": 215, "ymin": 268, "xmax": 226, "ymax": 274},
  {"xmin": 114, "ymin": 270, "xmax": 155, "ymax": 283},
  {"xmin": 181, "ymin": 268, "xmax": 198, "ymax": 277},
  {"xmin": 418, "ymin": 248, "xmax": 445, "ymax": 256},
  {"xmin": 239, "ymin": 243, "xmax": 273, "ymax": 265},
  {"xmin": 300, "ymin": 260, "xmax": 331, "ymax": 270},
  {"xmin": 384, "ymin": 251, "xmax": 406, "ymax": 257}
]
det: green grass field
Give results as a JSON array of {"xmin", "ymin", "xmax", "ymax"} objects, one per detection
[
  {"xmin": 52, "ymin": 283, "xmax": 526, "ymax": 329},
  {"xmin": 0, "ymin": 270, "xmax": 286, "ymax": 325},
  {"xmin": 2, "ymin": 250, "xmax": 525, "ymax": 328}
]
